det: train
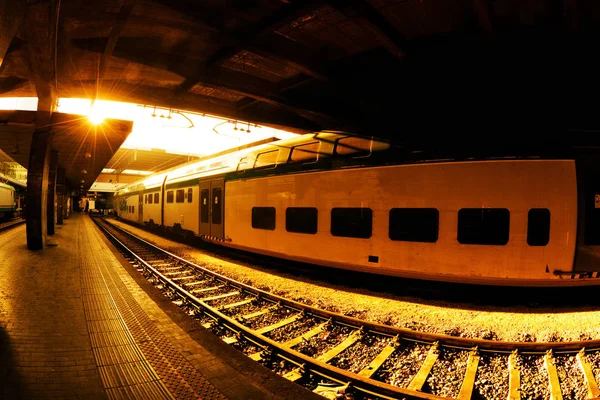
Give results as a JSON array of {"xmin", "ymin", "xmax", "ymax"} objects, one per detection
[
  {"xmin": 114, "ymin": 131, "xmax": 600, "ymax": 287},
  {"xmin": 0, "ymin": 176, "xmax": 25, "ymax": 220}
]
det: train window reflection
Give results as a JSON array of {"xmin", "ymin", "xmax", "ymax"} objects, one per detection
[
  {"xmin": 389, "ymin": 208, "xmax": 439, "ymax": 242},
  {"xmin": 252, "ymin": 207, "xmax": 276, "ymax": 230},
  {"xmin": 335, "ymin": 137, "xmax": 371, "ymax": 157},
  {"xmin": 331, "ymin": 208, "xmax": 372, "ymax": 239},
  {"xmin": 286, "ymin": 208, "xmax": 318, "ymax": 234},
  {"xmin": 254, "ymin": 150, "xmax": 279, "ymax": 169},
  {"xmin": 527, "ymin": 208, "xmax": 550, "ymax": 246},
  {"xmin": 290, "ymin": 142, "xmax": 320, "ymax": 164},
  {"xmin": 458, "ymin": 208, "xmax": 509, "ymax": 245}
]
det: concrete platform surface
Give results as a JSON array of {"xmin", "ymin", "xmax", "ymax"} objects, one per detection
[{"xmin": 0, "ymin": 213, "xmax": 321, "ymax": 400}]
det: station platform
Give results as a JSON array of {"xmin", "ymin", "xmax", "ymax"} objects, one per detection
[{"xmin": 0, "ymin": 213, "xmax": 320, "ymax": 400}]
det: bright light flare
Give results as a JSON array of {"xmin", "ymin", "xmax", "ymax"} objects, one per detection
[{"xmin": 87, "ymin": 104, "xmax": 106, "ymax": 125}]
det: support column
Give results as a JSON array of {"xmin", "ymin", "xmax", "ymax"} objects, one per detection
[
  {"xmin": 47, "ymin": 150, "xmax": 58, "ymax": 235},
  {"xmin": 23, "ymin": 0, "xmax": 58, "ymax": 250},
  {"xmin": 56, "ymin": 167, "xmax": 65, "ymax": 225},
  {"xmin": 26, "ymin": 122, "xmax": 54, "ymax": 249}
]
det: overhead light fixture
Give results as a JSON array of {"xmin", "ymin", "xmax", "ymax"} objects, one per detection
[
  {"xmin": 81, "ymin": 169, "xmax": 87, "ymax": 174},
  {"xmin": 80, "ymin": 179, "xmax": 85, "ymax": 183},
  {"xmin": 84, "ymin": 151, "xmax": 91, "ymax": 158}
]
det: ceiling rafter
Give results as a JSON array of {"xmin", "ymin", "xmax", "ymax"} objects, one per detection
[
  {"xmin": 177, "ymin": 1, "xmax": 324, "ymax": 93},
  {"xmin": 0, "ymin": 0, "xmax": 26, "ymax": 70},
  {"xmin": 146, "ymin": 0, "xmax": 223, "ymax": 32},
  {"xmin": 63, "ymin": 79, "xmax": 320, "ymax": 132},
  {"xmin": 0, "ymin": 77, "xmax": 29, "ymax": 95},
  {"xmin": 328, "ymin": 0, "xmax": 408, "ymax": 59},
  {"xmin": 94, "ymin": 0, "xmax": 137, "ymax": 101},
  {"xmin": 72, "ymin": 37, "xmax": 343, "ymax": 127}
]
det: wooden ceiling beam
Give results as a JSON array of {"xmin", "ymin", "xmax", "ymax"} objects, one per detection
[
  {"xmin": 179, "ymin": 1, "xmax": 324, "ymax": 92},
  {"xmin": 23, "ymin": 0, "xmax": 59, "ymax": 123},
  {"xmin": 0, "ymin": 0, "xmax": 26, "ymax": 69},
  {"xmin": 72, "ymin": 38, "xmax": 341, "ymax": 127},
  {"xmin": 329, "ymin": 0, "xmax": 407, "ymax": 59},
  {"xmin": 246, "ymin": 34, "xmax": 329, "ymax": 81},
  {"xmin": 95, "ymin": 0, "xmax": 138, "ymax": 100},
  {"xmin": 0, "ymin": 77, "xmax": 29, "ymax": 95},
  {"xmin": 150, "ymin": 0, "xmax": 223, "ymax": 32},
  {"xmin": 62, "ymin": 80, "xmax": 321, "ymax": 132}
]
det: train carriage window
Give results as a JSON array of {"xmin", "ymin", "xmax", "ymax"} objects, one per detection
[
  {"xmin": 237, "ymin": 157, "xmax": 250, "ymax": 172},
  {"xmin": 176, "ymin": 189, "xmax": 184, "ymax": 203},
  {"xmin": 331, "ymin": 208, "xmax": 372, "ymax": 239},
  {"xmin": 144, "ymin": 195, "xmax": 148, "ymax": 204},
  {"xmin": 166, "ymin": 191, "xmax": 174, "ymax": 203},
  {"xmin": 527, "ymin": 208, "xmax": 550, "ymax": 246},
  {"xmin": 252, "ymin": 207, "xmax": 276, "ymax": 230},
  {"xmin": 458, "ymin": 208, "xmax": 510, "ymax": 245},
  {"xmin": 289, "ymin": 142, "xmax": 320, "ymax": 164},
  {"xmin": 212, "ymin": 188, "xmax": 222, "ymax": 224},
  {"xmin": 286, "ymin": 208, "xmax": 318, "ymax": 234},
  {"xmin": 389, "ymin": 208, "xmax": 439, "ymax": 242},
  {"xmin": 154, "ymin": 193, "xmax": 159, "ymax": 203},
  {"xmin": 187, "ymin": 188, "xmax": 193, "ymax": 203},
  {"xmin": 200, "ymin": 189, "xmax": 209, "ymax": 223},
  {"xmin": 132, "ymin": 206, "xmax": 135, "ymax": 214},
  {"xmin": 254, "ymin": 150, "xmax": 279, "ymax": 169},
  {"xmin": 335, "ymin": 137, "xmax": 372, "ymax": 158},
  {"xmin": 149, "ymin": 194, "xmax": 154, "ymax": 204}
]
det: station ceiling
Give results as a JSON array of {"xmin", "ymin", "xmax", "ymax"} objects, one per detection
[
  {"xmin": 1, "ymin": 0, "xmax": 600, "ymax": 147},
  {"xmin": 0, "ymin": 110, "xmax": 132, "ymax": 191}
]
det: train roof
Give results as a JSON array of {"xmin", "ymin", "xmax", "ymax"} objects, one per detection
[
  {"xmin": 0, "ymin": 182, "xmax": 16, "ymax": 190},
  {"xmin": 115, "ymin": 131, "xmax": 390, "ymax": 195},
  {"xmin": 0, "ymin": 174, "xmax": 26, "ymax": 189}
]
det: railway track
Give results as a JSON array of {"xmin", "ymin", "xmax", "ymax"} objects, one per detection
[
  {"xmin": 0, "ymin": 218, "xmax": 25, "ymax": 232},
  {"xmin": 93, "ymin": 216, "xmax": 600, "ymax": 400}
]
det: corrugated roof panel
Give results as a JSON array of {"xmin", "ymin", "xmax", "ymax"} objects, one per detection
[
  {"xmin": 221, "ymin": 50, "xmax": 302, "ymax": 82},
  {"xmin": 189, "ymin": 85, "xmax": 246, "ymax": 102},
  {"xmin": 275, "ymin": 5, "xmax": 380, "ymax": 59}
]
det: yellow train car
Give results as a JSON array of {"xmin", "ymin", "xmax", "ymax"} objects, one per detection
[{"xmin": 114, "ymin": 132, "xmax": 600, "ymax": 287}]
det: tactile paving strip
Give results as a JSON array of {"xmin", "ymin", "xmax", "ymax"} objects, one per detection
[
  {"xmin": 80, "ymin": 243, "xmax": 174, "ymax": 400},
  {"xmin": 83, "ymin": 221, "xmax": 227, "ymax": 400}
]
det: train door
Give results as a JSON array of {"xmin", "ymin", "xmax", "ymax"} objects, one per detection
[
  {"xmin": 198, "ymin": 179, "xmax": 224, "ymax": 239},
  {"xmin": 574, "ymin": 152, "xmax": 600, "ymax": 271},
  {"xmin": 138, "ymin": 192, "xmax": 144, "ymax": 223}
]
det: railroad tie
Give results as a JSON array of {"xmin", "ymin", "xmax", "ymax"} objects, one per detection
[
  {"xmin": 577, "ymin": 348, "xmax": 600, "ymax": 399},
  {"xmin": 457, "ymin": 347, "xmax": 480, "ymax": 400},
  {"xmin": 406, "ymin": 342, "xmax": 439, "ymax": 391},
  {"xmin": 544, "ymin": 350, "xmax": 562, "ymax": 400},
  {"xmin": 357, "ymin": 335, "xmax": 400, "ymax": 379},
  {"xmin": 508, "ymin": 350, "xmax": 521, "ymax": 400}
]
